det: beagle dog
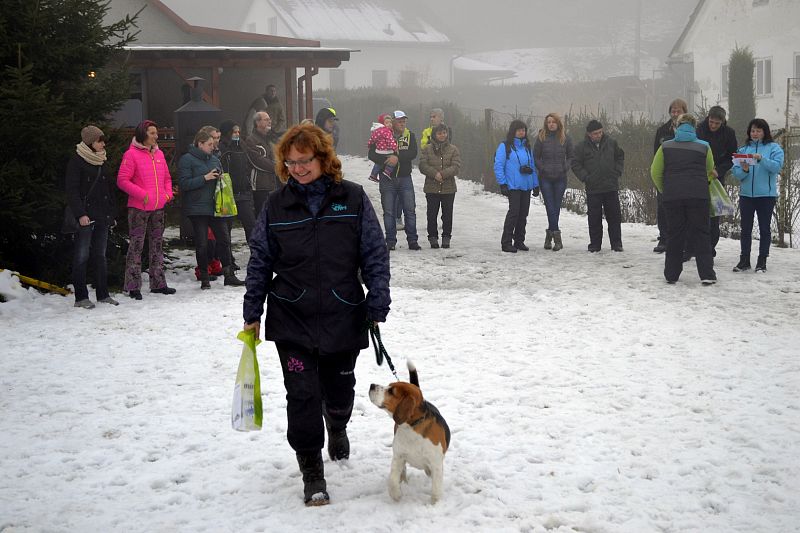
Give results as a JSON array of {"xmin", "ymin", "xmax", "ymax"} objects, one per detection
[{"xmin": 369, "ymin": 361, "xmax": 450, "ymax": 503}]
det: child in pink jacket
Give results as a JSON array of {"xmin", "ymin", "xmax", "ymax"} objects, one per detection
[
  {"xmin": 117, "ymin": 120, "xmax": 176, "ymax": 299},
  {"xmin": 367, "ymin": 113, "xmax": 397, "ymax": 182}
]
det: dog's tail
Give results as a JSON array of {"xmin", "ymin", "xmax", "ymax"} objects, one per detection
[{"xmin": 407, "ymin": 360, "xmax": 419, "ymax": 388}]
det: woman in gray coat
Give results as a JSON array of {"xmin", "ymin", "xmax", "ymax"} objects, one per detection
[{"xmin": 533, "ymin": 113, "xmax": 573, "ymax": 251}]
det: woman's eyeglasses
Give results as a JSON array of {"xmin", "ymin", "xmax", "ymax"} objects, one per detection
[{"xmin": 284, "ymin": 156, "xmax": 315, "ymax": 168}]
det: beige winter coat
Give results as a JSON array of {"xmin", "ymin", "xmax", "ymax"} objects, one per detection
[{"xmin": 419, "ymin": 141, "xmax": 461, "ymax": 195}]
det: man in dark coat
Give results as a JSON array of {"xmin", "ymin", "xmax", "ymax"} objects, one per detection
[
  {"xmin": 652, "ymin": 98, "xmax": 688, "ymax": 253},
  {"xmin": 695, "ymin": 105, "xmax": 737, "ymax": 257},
  {"xmin": 245, "ymin": 111, "xmax": 281, "ymax": 216},
  {"xmin": 571, "ymin": 120, "xmax": 625, "ymax": 253}
]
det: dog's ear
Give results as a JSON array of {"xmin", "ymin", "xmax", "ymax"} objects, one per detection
[{"xmin": 393, "ymin": 394, "xmax": 418, "ymax": 425}]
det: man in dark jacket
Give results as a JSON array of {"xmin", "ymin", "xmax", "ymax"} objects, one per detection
[
  {"xmin": 695, "ymin": 106, "xmax": 737, "ymax": 256},
  {"xmin": 651, "ymin": 114, "xmax": 716, "ymax": 284},
  {"xmin": 652, "ymin": 98, "xmax": 688, "ymax": 253},
  {"xmin": 219, "ymin": 120, "xmax": 255, "ymax": 246},
  {"xmin": 368, "ymin": 110, "xmax": 420, "ymax": 251},
  {"xmin": 245, "ymin": 111, "xmax": 281, "ymax": 216},
  {"xmin": 571, "ymin": 120, "xmax": 625, "ymax": 252}
]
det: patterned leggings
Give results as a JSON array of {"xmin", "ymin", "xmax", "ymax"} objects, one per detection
[{"xmin": 124, "ymin": 208, "xmax": 167, "ymax": 291}]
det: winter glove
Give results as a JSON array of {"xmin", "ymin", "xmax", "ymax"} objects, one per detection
[
  {"xmin": 532, "ymin": 187, "xmax": 540, "ymax": 197},
  {"xmin": 500, "ymin": 184, "xmax": 509, "ymax": 196}
]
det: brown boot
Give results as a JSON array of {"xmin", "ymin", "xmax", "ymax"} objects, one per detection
[{"xmin": 544, "ymin": 230, "xmax": 553, "ymax": 250}]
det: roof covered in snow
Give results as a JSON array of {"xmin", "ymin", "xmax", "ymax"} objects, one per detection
[{"xmin": 270, "ymin": 0, "xmax": 451, "ymax": 44}]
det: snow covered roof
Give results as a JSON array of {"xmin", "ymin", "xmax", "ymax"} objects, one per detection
[{"xmin": 270, "ymin": 0, "xmax": 450, "ymax": 44}]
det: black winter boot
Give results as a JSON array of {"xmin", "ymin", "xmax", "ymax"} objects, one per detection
[
  {"xmin": 733, "ymin": 255, "xmax": 751, "ymax": 272},
  {"xmin": 429, "ymin": 238, "xmax": 440, "ymax": 249},
  {"xmin": 755, "ymin": 255, "xmax": 767, "ymax": 272},
  {"xmin": 326, "ymin": 426, "xmax": 350, "ymax": 461},
  {"xmin": 441, "ymin": 236, "xmax": 451, "ymax": 249},
  {"xmin": 552, "ymin": 230, "xmax": 563, "ymax": 252},
  {"xmin": 544, "ymin": 230, "xmax": 553, "ymax": 250},
  {"xmin": 223, "ymin": 266, "xmax": 245, "ymax": 286},
  {"xmin": 296, "ymin": 452, "xmax": 329, "ymax": 506},
  {"xmin": 200, "ymin": 272, "xmax": 211, "ymax": 290}
]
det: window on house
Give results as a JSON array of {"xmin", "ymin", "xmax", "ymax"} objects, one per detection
[
  {"xmin": 794, "ymin": 53, "xmax": 800, "ymax": 90},
  {"xmin": 329, "ymin": 69, "xmax": 346, "ymax": 90},
  {"xmin": 268, "ymin": 16, "xmax": 278, "ymax": 35},
  {"xmin": 372, "ymin": 70, "xmax": 388, "ymax": 89},
  {"xmin": 755, "ymin": 57, "xmax": 772, "ymax": 96},
  {"xmin": 721, "ymin": 64, "xmax": 729, "ymax": 98},
  {"xmin": 399, "ymin": 69, "xmax": 419, "ymax": 88}
]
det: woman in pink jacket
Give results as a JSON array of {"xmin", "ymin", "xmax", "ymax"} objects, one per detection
[{"xmin": 117, "ymin": 120, "xmax": 176, "ymax": 300}]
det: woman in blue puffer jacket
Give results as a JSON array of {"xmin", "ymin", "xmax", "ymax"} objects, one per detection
[
  {"xmin": 494, "ymin": 119, "xmax": 539, "ymax": 253},
  {"xmin": 730, "ymin": 118, "xmax": 785, "ymax": 273}
]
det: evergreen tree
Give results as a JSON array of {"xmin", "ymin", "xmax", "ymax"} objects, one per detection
[
  {"xmin": 728, "ymin": 46, "xmax": 756, "ymax": 143},
  {"xmin": 0, "ymin": 1, "xmax": 139, "ymax": 282}
]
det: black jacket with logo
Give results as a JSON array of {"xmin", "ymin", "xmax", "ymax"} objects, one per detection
[{"xmin": 244, "ymin": 177, "xmax": 390, "ymax": 353}]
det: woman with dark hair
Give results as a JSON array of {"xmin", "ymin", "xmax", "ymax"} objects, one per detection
[
  {"xmin": 243, "ymin": 123, "xmax": 390, "ymax": 506},
  {"xmin": 534, "ymin": 112, "xmax": 573, "ymax": 251},
  {"xmin": 178, "ymin": 128, "xmax": 244, "ymax": 289},
  {"xmin": 730, "ymin": 118, "xmax": 785, "ymax": 272},
  {"xmin": 65, "ymin": 125, "xmax": 118, "ymax": 309},
  {"xmin": 219, "ymin": 120, "xmax": 256, "ymax": 246},
  {"xmin": 117, "ymin": 120, "xmax": 175, "ymax": 300},
  {"xmin": 494, "ymin": 119, "xmax": 539, "ymax": 252}
]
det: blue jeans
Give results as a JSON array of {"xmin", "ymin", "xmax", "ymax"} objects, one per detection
[
  {"xmin": 72, "ymin": 221, "xmax": 110, "ymax": 301},
  {"xmin": 379, "ymin": 175, "xmax": 417, "ymax": 245},
  {"xmin": 540, "ymin": 178, "xmax": 567, "ymax": 231},
  {"xmin": 739, "ymin": 196, "xmax": 776, "ymax": 257}
]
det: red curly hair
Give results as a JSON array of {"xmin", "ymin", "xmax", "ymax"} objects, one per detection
[{"xmin": 274, "ymin": 123, "xmax": 343, "ymax": 184}]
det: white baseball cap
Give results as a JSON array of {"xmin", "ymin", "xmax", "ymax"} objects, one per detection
[{"xmin": 393, "ymin": 110, "xmax": 407, "ymax": 119}]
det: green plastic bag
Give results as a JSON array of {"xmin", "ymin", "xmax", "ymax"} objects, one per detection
[
  {"xmin": 709, "ymin": 179, "xmax": 734, "ymax": 217},
  {"xmin": 215, "ymin": 172, "xmax": 238, "ymax": 217},
  {"xmin": 231, "ymin": 329, "xmax": 262, "ymax": 431}
]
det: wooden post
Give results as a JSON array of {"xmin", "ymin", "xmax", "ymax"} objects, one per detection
[
  {"xmin": 211, "ymin": 67, "xmax": 220, "ymax": 108},
  {"xmin": 297, "ymin": 73, "xmax": 305, "ymax": 121},
  {"xmin": 484, "ymin": 108, "xmax": 494, "ymax": 191},
  {"xmin": 305, "ymin": 67, "xmax": 315, "ymax": 121},
  {"xmin": 284, "ymin": 68, "xmax": 294, "ymax": 126}
]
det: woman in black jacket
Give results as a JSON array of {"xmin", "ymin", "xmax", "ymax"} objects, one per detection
[
  {"xmin": 65, "ymin": 125, "xmax": 118, "ymax": 309},
  {"xmin": 219, "ymin": 120, "xmax": 256, "ymax": 246},
  {"xmin": 533, "ymin": 113, "xmax": 573, "ymax": 251}
]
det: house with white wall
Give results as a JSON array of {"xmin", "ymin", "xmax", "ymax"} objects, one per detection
[
  {"xmin": 668, "ymin": 0, "xmax": 800, "ymax": 128},
  {"xmin": 164, "ymin": 0, "xmax": 460, "ymax": 90}
]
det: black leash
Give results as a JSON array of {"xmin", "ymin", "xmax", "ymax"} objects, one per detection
[{"xmin": 369, "ymin": 323, "xmax": 399, "ymax": 380}]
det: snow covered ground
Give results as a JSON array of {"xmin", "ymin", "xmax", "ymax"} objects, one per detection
[{"xmin": 2, "ymin": 155, "xmax": 799, "ymax": 533}]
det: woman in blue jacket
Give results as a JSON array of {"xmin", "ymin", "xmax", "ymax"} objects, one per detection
[
  {"xmin": 494, "ymin": 119, "xmax": 539, "ymax": 253},
  {"xmin": 730, "ymin": 118, "xmax": 785, "ymax": 272},
  {"xmin": 179, "ymin": 128, "xmax": 244, "ymax": 288}
]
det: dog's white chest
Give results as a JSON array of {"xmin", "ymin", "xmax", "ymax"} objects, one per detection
[{"xmin": 392, "ymin": 425, "xmax": 445, "ymax": 471}]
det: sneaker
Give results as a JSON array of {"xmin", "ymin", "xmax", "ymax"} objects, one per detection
[
  {"xmin": 408, "ymin": 242, "xmax": 422, "ymax": 251},
  {"xmin": 150, "ymin": 286, "xmax": 176, "ymax": 295},
  {"xmin": 368, "ymin": 174, "xmax": 380, "ymax": 183},
  {"xmin": 98, "ymin": 297, "xmax": 119, "ymax": 306},
  {"xmin": 128, "ymin": 290, "xmax": 142, "ymax": 300},
  {"xmin": 701, "ymin": 279, "xmax": 717, "ymax": 285},
  {"xmin": 515, "ymin": 243, "xmax": 530, "ymax": 251},
  {"xmin": 74, "ymin": 299, "xmax": 95, "ymax": 309}
]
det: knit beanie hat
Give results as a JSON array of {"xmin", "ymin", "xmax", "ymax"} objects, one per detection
[
  {"xmin": 81, "ymin": 125, "xmax": 104, "ymax": 145},
  {"xmin": 586, "ymin": 120, "xmax": 603, "ymax": 133},
  {"xmin": 219, "ymin": 119, "xmax": 236, "ymax": 138}
]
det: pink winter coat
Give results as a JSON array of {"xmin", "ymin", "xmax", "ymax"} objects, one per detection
[{"xmin": 117, "ymin": 139, "xmax": 173, "ymax": 211}]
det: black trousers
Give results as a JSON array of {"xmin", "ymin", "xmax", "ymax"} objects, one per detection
[
  {"xmin": 684, "ymin": 216, "xmax": 720, "ymax": 257},
  {"xmin": 586, "ymin": 191, "xmax": 622, "ymax": 248},
  {"xmin": 663, "ymin": 198, "xmax": 715, "ymax": 282},
  {"xmin": 275, "ymin": 343, "xmax": 359, "ymax": 455},
  {"xmin": 425, "ymin": 193, "xmax": 455, "ymax": 241},
  {"xmin": 739, "ymin": 196, "xmax": 776, "ymax": 258},
  {"xmin": 188, "ymin": 215, "xmax": 232, "ymax": 273},
  {"xmin": 228, "ymin": 192, "xmax": 256, "ymax": 246},
  {"xmin": 501, "ymin": 189, "xmax": 531, "ymax": 246}
]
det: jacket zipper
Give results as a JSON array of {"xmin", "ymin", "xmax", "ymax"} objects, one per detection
[{"xmin": 150, "ymin": 151, "xmax": 159, "ymax": 209}]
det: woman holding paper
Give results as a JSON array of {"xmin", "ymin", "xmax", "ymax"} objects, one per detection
[{"xmin": 730, "ymin": 118, "xmax": 785, "ymax": 272}]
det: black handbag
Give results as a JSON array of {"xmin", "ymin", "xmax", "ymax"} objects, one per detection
[{"xmin": 61, "ymin": 166, "xmax": 102, "ymax": 234}]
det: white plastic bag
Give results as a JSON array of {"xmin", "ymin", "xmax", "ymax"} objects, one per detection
[{"xmin": 231, "ymin": 329, "xmax": 263, "ymax": 431}]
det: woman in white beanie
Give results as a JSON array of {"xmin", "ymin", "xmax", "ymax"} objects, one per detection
[{"xmin": 65, "ymin": 125, "xmax": 119, "ymax": 309}]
